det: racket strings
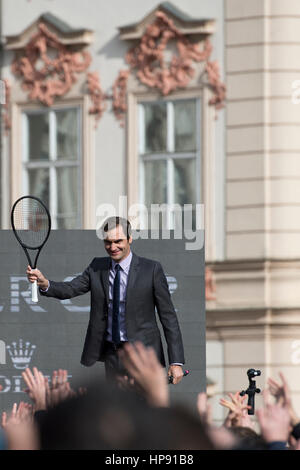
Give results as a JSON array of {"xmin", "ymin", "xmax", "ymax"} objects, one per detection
[{"xmin": 12, "ymin": 199, "xmax": 50, "ymax": 248}]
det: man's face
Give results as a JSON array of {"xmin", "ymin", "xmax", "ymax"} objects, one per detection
[{"xmin": 103, "ymin": 224, "xmax": 132, "ymax": 262}]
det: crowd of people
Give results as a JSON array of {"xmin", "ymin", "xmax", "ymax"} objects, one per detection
[{"xmin": 0, "ymin": 341, "xmax": 300, "ymax": 450}]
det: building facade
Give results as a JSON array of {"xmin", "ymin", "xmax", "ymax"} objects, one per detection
[{"xmin": 1, "ymin": 0, "xmax": 300, "ymax": 424}]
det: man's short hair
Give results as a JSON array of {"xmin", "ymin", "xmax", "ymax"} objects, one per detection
[{"xmin": 101, "ymin": 216, "xmax": 132, "ymax": 240}]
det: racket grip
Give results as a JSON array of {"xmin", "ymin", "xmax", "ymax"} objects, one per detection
[{"xmin": 32, "ymin": 280, "xmax": 38, "ymax": 303}]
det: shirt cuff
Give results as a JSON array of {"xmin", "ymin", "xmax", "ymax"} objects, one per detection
[
  {"xmin": 39, "ymin": 281, "xmax": 50, "ymax": 292},
  {"xmin": 170, "ymin": 363, "xmax": 183, "ymax": 366}
]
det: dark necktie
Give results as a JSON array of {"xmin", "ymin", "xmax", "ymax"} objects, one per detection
[{"xmin": 112, "ymin": 263, "xmax": 121, "ymax": 344}]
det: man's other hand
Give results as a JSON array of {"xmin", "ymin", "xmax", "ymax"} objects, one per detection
[{"xmin": 168, "ymin": 365, "xmax": 184, "ymax": 385}]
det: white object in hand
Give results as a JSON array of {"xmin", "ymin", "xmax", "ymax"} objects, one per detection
[{"xmin": 32, "ymin": 280, "xmax": 38, "ymax": 303}]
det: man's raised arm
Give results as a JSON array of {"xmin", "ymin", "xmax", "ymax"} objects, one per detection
[{"xmin": 26, "ymin": 264, "xmax": 91, "ymax": 300}]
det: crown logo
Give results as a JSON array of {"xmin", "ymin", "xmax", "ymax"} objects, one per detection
[{"xmin": 6, "ymin": 339, "xmax": 36, "ymax": 369}]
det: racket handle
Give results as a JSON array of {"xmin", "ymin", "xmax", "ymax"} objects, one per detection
[{"xmin": 32, "ymin": 280, "xmax": 38, "ymax": 303}]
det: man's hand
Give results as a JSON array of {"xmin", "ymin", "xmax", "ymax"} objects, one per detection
[
  {"xmin": 168, "ymin": 365, "xmax": 184, "ymax": 385},
  {"xmin": 26, "ymin": 265, "xmax": 49, "ymax": 290}
]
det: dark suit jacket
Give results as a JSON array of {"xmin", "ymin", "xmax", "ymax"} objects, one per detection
[{"xmin": 40, "ymin": 252, "xmax": 185, "ymax": 367}]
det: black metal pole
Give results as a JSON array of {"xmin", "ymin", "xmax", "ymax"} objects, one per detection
[{"xmin": 240, "ymin": 369, "xmax": 261, "ymax": 415}]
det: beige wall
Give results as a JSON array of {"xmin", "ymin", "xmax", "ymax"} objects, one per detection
[
  {"xmin": 226, "ymin": 0, "xmax": 300, "ymax": 260},
  {"xmin": 206, "ymin": 0, "xmax": 300, "ymax": 424}
]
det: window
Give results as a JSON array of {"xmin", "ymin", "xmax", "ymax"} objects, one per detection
[
  {"xmin": 138, "ymin": 98, "xmax": 200, "ymax": 228},
  {"xmin": 22, "ymin": 107, "xmax": 82, "ymax": 229}
]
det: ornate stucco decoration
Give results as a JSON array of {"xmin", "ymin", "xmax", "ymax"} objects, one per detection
[
  {"xmin": 2, "ymin": 79, "xmax": 11, "ymax": 133},
  {"xmin": 125, "ymin": 12, "xmax": 212, "ymax": 96},
  {"xmin": 11, "ymin": 24, "xmax": 91, "ymax": 106},
  {"xmin": 205, "ymin": 60, "xmax": 226, "ymax": 111},
  {"xmin": 112, "ymin": 70, "xmax": 130, "ymax": 127},
  {"xmin": 6, "ymin": 13, "xmax": 107, "ymax": 127},
  {"xmin": 205, "ymin": 267, "xmax": 216, "ymax": 301},
  {"xmin": 87, "ymin": 71, "xmax": 107, "ymax": 126},
  {"xmin": 114, "ymin": 2, "xmax": 226, "ymax": 125},
  {"xmin": 6, "ymin": 12, "xmax": 93, "ymax": 50},
  {"xmin": 6, "ymin": 14, "xmax": 93, "ymax": 107}
]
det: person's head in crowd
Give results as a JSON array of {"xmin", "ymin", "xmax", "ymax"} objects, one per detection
[
  {"xmin": 228, "ymin": 426, "xmax": 269, "ymax": 450},
  {"xmin": 36, "ymin": 380, "xmax": 215, "ymax": 450}
]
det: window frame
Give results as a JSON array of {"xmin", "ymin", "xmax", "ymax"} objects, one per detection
[
  {"xmin": 127, "ymin": 86, "xmax": 218, "ymax": 260},
  {"xmin": 10, "ymin": 97, "xmax": 95, "ymax": 230},
  {"xmin": 138, "ymin": 97, "xmax": 202, "ymax": 210},
  {"xmin": 22, "ymin": 106, "xmax": 82, "ymax": 229}
]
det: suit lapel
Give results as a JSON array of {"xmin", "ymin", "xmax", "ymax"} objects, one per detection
[
  {"xmin": 125, "ymin": 252, "xmax": 140, "ymax": 308},
  {"xmin": 101, "ymin": 257, "xmax": 111, "ymax": 304}
]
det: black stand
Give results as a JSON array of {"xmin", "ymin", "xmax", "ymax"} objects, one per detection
[{"xmin": 240, "ymin": 368, "xmax": 261, "ymax": 415}]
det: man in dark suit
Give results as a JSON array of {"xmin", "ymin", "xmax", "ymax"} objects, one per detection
[{"xmin": 26, "ymin": 217, "xmax": 185, "ymax": 384}]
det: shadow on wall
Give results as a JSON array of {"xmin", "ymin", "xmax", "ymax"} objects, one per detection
[{"xmin": 97, "ymin": 33, "xmax": 129, "ymax": 60}]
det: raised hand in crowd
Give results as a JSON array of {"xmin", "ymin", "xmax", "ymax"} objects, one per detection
[
  {"xmin": 118, "ymin": 341, "xmax": 170, "ymax": 407},
  {"xmin": 267, "ymin": 371, "xmax": 300, "ymax": 427},
  {"xmin": 1, "ymin": 402, "xmax": 38, "ymax": 450},
  {"xmin": 219, "ymin": 391, "xmax": 253, "ymax": 429},
  {"xmin": 46, "ymin": 369, "xmax": 76, "ymax": 408},
  {"xmin": 22, "ymin": 367, "xmax": 47, "ymax": 411},
  {"xmin": 1, "ymin": 401, "xmax": 33, "ymax": 429},
  {"xmin": 256, "ymin": 389, "xmax": 290, "ymax": 446},
  {"xmin": 22, "ymin": 367, "xmax": 77, "ymax": 410},
  {"xmin": 287, "ymin": 434, "xmax": 300, "ymax": 450},
  {"xmin": 196, "ymin": 391, "xmax": 239, "ymax": 449},
  {"xmin": 197, "ymin": 392, "xmax": 213, "ymax": 426}
]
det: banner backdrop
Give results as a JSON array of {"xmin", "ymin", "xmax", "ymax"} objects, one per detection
[{"xmin": 0, "ymin": 230, "xmax": 206, "ymax": 412}]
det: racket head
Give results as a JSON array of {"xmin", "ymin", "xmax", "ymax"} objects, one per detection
[{"xmin": 11, "ymin": 195, "xmax": 51, "ymax": 251}]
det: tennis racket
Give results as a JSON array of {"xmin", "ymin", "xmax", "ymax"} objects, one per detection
[{"xmin": 11, "ymin": 195, "xmax": 51, "ymax": 303}]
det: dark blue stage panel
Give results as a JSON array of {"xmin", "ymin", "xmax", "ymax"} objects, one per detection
[{"xmin": 0, "ymin": 230, "xmax": 206, "ymax": 411}]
